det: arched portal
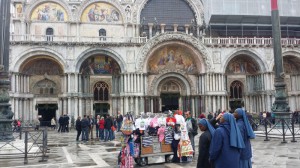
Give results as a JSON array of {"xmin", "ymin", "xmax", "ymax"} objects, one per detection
[
  {"xmin": 225, "ymin": 54, "xmax": 261, "ymax": 112},
  {"xmin": 79, "ymin": 54, "xmax": 121, "ymax": 116},
  {"xmin": 19, "ymin": 56, "xmax": 63, "ymax": 125},
  {"xmin": 157, "ymin": 78, "xmax": 185, "ymax": 112}
]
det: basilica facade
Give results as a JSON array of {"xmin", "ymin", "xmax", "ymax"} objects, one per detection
[{"xmin": 9, "ymin": 0, "xmax": 300, "ymax": 123}]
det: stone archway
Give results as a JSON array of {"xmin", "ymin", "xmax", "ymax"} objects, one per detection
[{"xmin": 157, "ymin": 77, "xmax": 186, "ymax": 112}]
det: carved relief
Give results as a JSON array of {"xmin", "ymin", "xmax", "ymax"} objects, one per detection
[{"xmin": 148, "ymin": 70, "xmax": 195, "ymax": 96}]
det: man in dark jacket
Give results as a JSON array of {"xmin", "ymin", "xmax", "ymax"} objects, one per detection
[
  {"xmin": 57, "ymin": 115, "xmax": 64, "ymax": 132},
  {"xmin": 75, "ymin": 116, "xmax": 82, "ymax": 141},
  {"xmin": 104, "ymin": 115, "xmax": 113, "ymax": 141},
  {"xmin": 116, "ymin": 111, "xmax": 123, "ymax": 132},
  {"xmin": 81, "ymin": 115, "xmax": 89, "ymax": 141}
]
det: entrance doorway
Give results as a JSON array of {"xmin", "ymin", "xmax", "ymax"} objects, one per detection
[
  {"xmin": 161, "ymin": 93, "xmax": 179, "ymax": 112},
  {"xmin": 37, "ymin": 104, "xmax": 57, "ymax": 127},
  {"xmin": 229, "ymin": 80, "xmax": 244, "ymax": 111},
  {"xmin": 94, "ymin": 103, "xmax": 109, "ymax": 118}
]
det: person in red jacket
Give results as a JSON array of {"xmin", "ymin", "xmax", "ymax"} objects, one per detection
[{"xmin": 99, "ymin": 116, "xmax": 105, "ymax": 141}]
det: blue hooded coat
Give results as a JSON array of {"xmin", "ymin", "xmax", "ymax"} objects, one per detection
[{"xmin": 209, "ymin": 113, "xmax": 244, "ymax": 168}]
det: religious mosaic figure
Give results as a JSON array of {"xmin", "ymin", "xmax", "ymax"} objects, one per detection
[
  {"xmin": 82, "ymin": 3, "xmax": 121, "ymax": 23},
  {"xmin": 31, "ymin": 2, "xmax": 67, "ymax": 21},
  {"xmin": 80, "ymin": 56, "xmax": 120, "ymax": 75},
  {"xmin": 226, "ymin": 57, "xmax": 259, "ymax": 74},
  {"xmin": 148, "ymin": 45, "xmax": 198, "ymax": 74}
]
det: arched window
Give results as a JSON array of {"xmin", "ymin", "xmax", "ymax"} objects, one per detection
[
  {"xmin": 94, "ymin": 82, "xmax": 109, "ymax": 101},
  {"xmin": 34, "ymin": 79, "xmax": 56, "ymax": 96},
  {"xmin": 230, "ymin": 81, "xmax": 243, "ymax": 99},
  {"xmin": 46, "ymin": 28, "xmax": 54, "ymax": 41},
  {"xmin": 99, "ymin": 29, "xmax": 106, "ymax": 41}
]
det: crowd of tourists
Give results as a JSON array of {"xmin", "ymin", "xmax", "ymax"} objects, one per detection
[{"xmin": 74, "ymin": 112, "xmax": 123, "ymax": 142}]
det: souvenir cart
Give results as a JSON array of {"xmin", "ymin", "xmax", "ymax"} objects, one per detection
[
  {"xmin": 118, "ymin": 112, "xmax": 135, "ymax": 168},
  {"xmin": 133, "ymin": 112, "xmax": 174, "ymax": 166}
]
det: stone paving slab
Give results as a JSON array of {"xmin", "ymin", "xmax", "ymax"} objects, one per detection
[{"xmin": 1, "ymin": 130, "xmax": 300, "ymax": 168}]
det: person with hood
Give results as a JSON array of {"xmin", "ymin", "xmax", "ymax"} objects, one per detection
[
  {"xmin": 234, "ymin": 108, "xmax": 255, "ymax": 168},
  {"xmin": 197, "ymin": 119, "xmax": 215, "ymax": 168},
  {"xmin": 209, "ymin": 112, "xmax": 245, "ymax": 168}
]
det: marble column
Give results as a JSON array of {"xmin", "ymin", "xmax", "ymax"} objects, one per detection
[
  {"xmin": 124, "ymin": 74, "xmax": 127, "ymax": 93},
  {"xmin": 150, "ymin": 97, "xmax": 154, "ymax": 112},
  {"xmin": 14, "ymin": 98, "xmax": 18, "ymax": 119},
  {"xmin": 90, "ymin": 98, "xmax": 94, "ymax": 115},
  {"xmin": 11, "ymin": 73, "xmax": 15, "ymax": 92},
  {"xmin": 75, "ymin": 97, "xmax": 78, "ymax": 118},
  {"xmin": 135, "ymin": 97, "xmax": 139, "ymax": 115},
  {"xmin": 173, "ymin": 24, "xmax": 178, "ymax": 32},
  {"xmin": 120, "ymin": 97, "xmax": 124, "ymax": 114},
  {"xmin": 160, "ymin": 24, "xmax": 166, "ymax": 33},
  {"xmin": 148, "ymin": 23, "xmax": 153, "ymax": 37},
  {"xmin": 79, "ymin": 98, "xmax": 82, "ymax": 117},
  {"xmin": 134, "ymin": 74, "xmax": 137, "ymax": 93},
  {"xmin": 185, "ymin": 24, "xmax": 190, "ymax": 34},
  {"xmin": 140, "ymin": 97, "xmax": 144, "ymax": 113}
]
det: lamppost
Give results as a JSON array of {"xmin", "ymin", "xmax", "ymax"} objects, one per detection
[
  {"xmin": 270, "ymin": 0, "xmax": 290, "ymax": 116},
  {"xmin": 0, "ymin": 0, "xmax": 13, "ymax": 141}
]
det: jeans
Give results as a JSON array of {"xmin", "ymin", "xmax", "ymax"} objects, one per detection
[
  {"xmin": 104, "ymin": 129, "xmax": 112, "ymax": 141},
  {"xmin": 117, "ymin": 122, "xmax": 122, "ymax": 132},
  {"xmin": 95, "ymin": 125, "xmax": 99, "ymax": 138},
  {"xmin": 189, "ymin": 133, "xmax": 195, "ymax": 152},
  {"xmin": 110, "ymin": 129, "xmax": 115, "ymax": 140},
  {"xmin": 82, "ymin": 127, "xmax": 89, "ymax": 141},
  {"xmin": 99, "ymin": 129, "xmax": 104, "ymax": 140},
  {"xmin": 76, "ymin": 129, "xmax": 81, "ymax": 141}
]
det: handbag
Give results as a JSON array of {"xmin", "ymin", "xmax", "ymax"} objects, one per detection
[{"xmin": 111, "ymin": 126, "xmax": 116, "ymax": 131}]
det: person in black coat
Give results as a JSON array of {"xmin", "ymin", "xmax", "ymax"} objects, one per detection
[
  {"xmin": 81, "ymin": 115, "xmax": 89, "ymax": 141},
  {"xmin": 75, "ymin": 116, "xmax": 82, "ymax": 141},
  {"xmin": 197, "ymin": 119, "xmax": 215, "ymax": 168},
  {"xmin": 57, "ymin": 115, "xmax": 64, "ymax": 132}
]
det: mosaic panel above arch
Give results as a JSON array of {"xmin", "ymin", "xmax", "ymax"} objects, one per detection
[
  {"xmin": 226, "ymin": 55, "xmax": 260, "ymax": 75},
  {"xmin": 30, "ymin": 2, "xmax": 68, "ymax": 21},
  {"xmin": 20, "ymin": 57, "xmax": 63, "ymax": 75},
  {"xmin": 274, "ymin": 56, "xmax": 300, "ymax": 74},
  {"xmin": 80, "ymin": 55, "xmax": 120, "ymax": 75},
  {"xmin": 80, "ymin": 2, "xmax": 122, "ymax": 23},
  {"xmin": 148, "ymin": 44, "xmax": 199, "ymax": 75}
]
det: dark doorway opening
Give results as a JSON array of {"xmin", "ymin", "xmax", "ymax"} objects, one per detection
[
  {"xmin": 94, "ymin": 103, "xmax": 109, "ymax": 118},
  {"xmin": 37, "ymin": 104, "xmax": 57, "ymax": 127},
  {"xmin": 161, "ymin": 93, "xmax": 180, "ymax": 112}
]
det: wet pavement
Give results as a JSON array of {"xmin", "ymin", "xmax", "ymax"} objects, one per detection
[{"xmin": 1, "ymin": 129, "xmax": 300, "ymax": 168}]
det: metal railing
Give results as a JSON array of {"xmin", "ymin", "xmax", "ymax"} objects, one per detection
[
  {"xmin": 10, "ymin": 34, "xmax": 148, "ymax": 43},
  {"xmin": 251, "ymin": 117, "xmax": 300, "ymax": 143},
  {"xmin": 202, "ymin": 37, "xmax": 300, "ymax": 46},
  {"xmin": 0, "ymin": 127, "xmax": 48, "ymax": 164}
]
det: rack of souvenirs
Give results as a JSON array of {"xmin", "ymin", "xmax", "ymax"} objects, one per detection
[{"xmin": 118, "ymin": 111, "xmax": 194, "ymax": 167}]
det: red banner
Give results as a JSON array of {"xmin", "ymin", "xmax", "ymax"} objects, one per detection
[{"xmin": 271, "ymin": 0, "xmax": 278, "ymax": 10}]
